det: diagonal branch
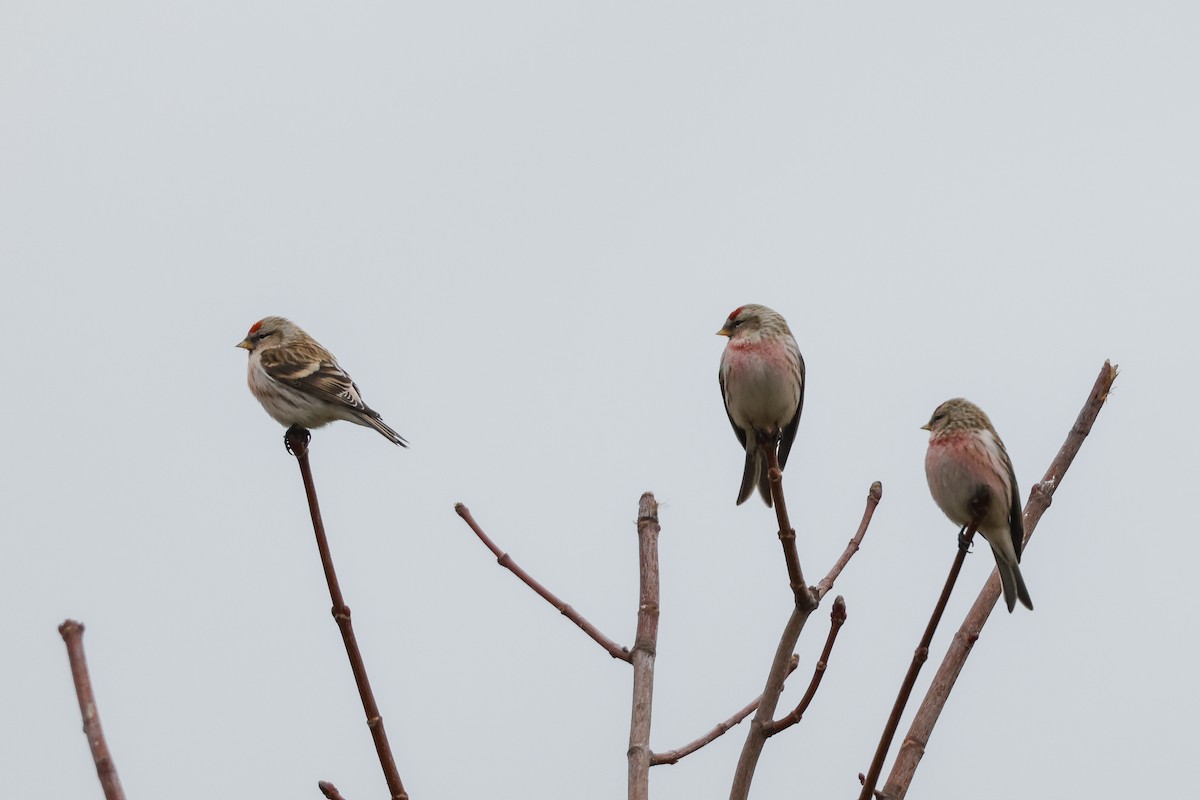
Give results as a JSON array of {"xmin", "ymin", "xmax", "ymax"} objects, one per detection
[
  {"xmin": 650, "ymin": 655, "xmax": 801, "ymax": 766},
  {"xmin": 286, "ymin": 427, "xmax": 408, "ymax": 800},
  {"xmin": 627, "ymin": 493, "xmax": 662, "ymax": 800},
  {"xmin": 455, "ymin": 503, "xmax": 632, "ymax": 662},
  {"xmin": 766, "ymin": 595, "xmax": 848, "ymax": 736},
  {"xmin": 857, "ymin": 520, "xmax": 981, "ymax": 800},
  {"xmin": 59, "ymin": 620, "xmax": 127, "ymax": 800},
  {"xmin": 879, "ymin": 360, "xmax": 1118, "ymax": 800},
  {"xmin": 817, "ymin": 482, "xmax": 883, "ymax": 601}
]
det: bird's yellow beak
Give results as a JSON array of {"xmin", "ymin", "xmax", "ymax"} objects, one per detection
[
  {"xmin": 236, "ymin": 339, "xmax": 252, "ymax": 350},
  {"xmin": 716, "ymin": 327, "xmax": 732, "ymax": 337},
  {"xmin": 920, "ymin": 422, "xmax": 931, "ymax": 431}
]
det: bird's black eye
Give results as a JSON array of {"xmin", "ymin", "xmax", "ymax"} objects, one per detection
[{"xmin": 255, "ymin": 332, "xmax": 269, "ymax": 341}]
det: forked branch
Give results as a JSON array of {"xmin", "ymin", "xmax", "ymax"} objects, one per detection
[
  {"xmin": 767, "ymin": 595, "xmax": 848, "ymax": 736},
  {"xmin": 879, "ymin": 360, "xmax": 1118, "ymax": 799},
  {"xmin": 730, "ymin": 464, "xmax": 882, "ymax": 800}
]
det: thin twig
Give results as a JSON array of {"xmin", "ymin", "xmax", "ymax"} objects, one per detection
[
  {"xmin": 627, "ymin": 493, "xmax": 662, "ymax": 800},
  {"xmin": 817, "ymin": 482, "xmax": 883, "ymax": 601},
  {"xmin": 286, "ymin": 427, "xmax": 408, "ymax": 800},
  {"xmin": 318, "ymin": 780, "xmax": 348, "ymax": 800},
  {"xmin": 455, "ymin": 503, "xmax": 632, "ymax": 662},
  {"xmin": 763, "ymin": 436, "xmax": 813, "ymax": 609},
  {"xmin": 58, "ymin": 620, "xmax": 127, "ymax": 800},
  {"xmin": 650, "ymin": 656, "xmax": 801, "ymax": 766},
  {"xmin": 857, "ymin": 521, "xmax": 980, "ymax": 800},
  {"xmin": 766, "ymin": 595, "xmax": 848, "ymax": 736},
  {"xmin": 879, "ymin": 360, "xmax": 1118, "ymax": 800}
]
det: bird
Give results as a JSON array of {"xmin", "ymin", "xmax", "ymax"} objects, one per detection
[
  {"xmin": 717, "ymin": 304, "xmax": 806, "ymax": 506},
  {"xmin": 236, "ymin": 316, "xmax": 407, "ymax": 447},
  {"xmin": 923, "ymin": 398, "xmax": 1032, "ymax": 612}
]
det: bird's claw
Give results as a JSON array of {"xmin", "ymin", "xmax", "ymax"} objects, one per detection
[
  {"xmin": 957, "ymin": 529, "xmax": 974, "ymax": 552},
  {"xmin": 284, "ymin": 425, "xmax": 311, "ymax": 456}
]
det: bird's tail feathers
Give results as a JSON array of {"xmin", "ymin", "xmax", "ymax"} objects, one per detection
[
  {"xmin": 735, "ymin": 440, "xmax": 774, "ymax": 507},
  {"xmin": 994, "ymin": 551, "xmax": 1034, "ymax": 612},
  {"xmin": 737, "ymin": 440, "xmax": 773, "ymax": 507},
  {"xmin": 356, "ymin": 412, "xmax": 409, "ymax": 447}
]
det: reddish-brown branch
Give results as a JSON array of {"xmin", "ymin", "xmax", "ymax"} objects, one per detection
[
  {"xmin": 857, "ymin": 521, "xmax": 980, "ymax": 800},
  {"xmin": 730, "ymin": 466, "xmax": 882, "ymax": 800},
  {"xmin": 651, "ymin": 656, "xmax": 801, "ymax": 766},
  {"xmin": 766, "ymin": 595, "xmax": 848, "ymax": 736},
  {"xmin": 879, "ymin": 360, "xmax": 1118, "ymax": 800},
  {"xmin": 318, "ymin": 780, "xmax": 348, "ymax": 800},
  {"xmin": 455, "ymin": 503, "xmax": 632, "ymax": 662},
  {"xmin": 627, "ymin": 493, "xmax": 662, "ymax": 800},
  {"xmin": 58, "ymin": 620, "xmax": 127, "ymax": 800},
  {"xmin": 764, "ymin": 439, "xmax": 814, "ymax": 610},
  {"xmin": 817, "ymin": 482, "xmax": 883, "ymax": 601},
  {"xmin": 286, "ymin": 428, "xmax": 408, "ymax": 800}
]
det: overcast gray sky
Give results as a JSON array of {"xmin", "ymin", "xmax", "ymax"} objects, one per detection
[{"xmin": 2, "ymin": 3, "xmax": 1195, "ymax": 798}]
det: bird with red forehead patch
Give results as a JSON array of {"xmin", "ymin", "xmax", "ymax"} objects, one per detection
[
  {"xmin": 923, "ymin": 398, "xmax": 1032, "ymax": 612},
  {"xmin": 717, "ymin": 304, "xmax": 805, "ymax": 506},
  {"xmin": 236, "ymin": 316, "xmax": 407, "ymax": 447}
]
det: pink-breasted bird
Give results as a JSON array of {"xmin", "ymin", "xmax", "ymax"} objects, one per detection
[
  {"xmin": 923, "ymin": 398, "xmax": 1032, "ymax": 612},
  {"xmin": 237, "ymin": 316, "xmax": 407, "ymax": 447},
  {"xmin": 717, "ymin": 304, "xmax": 805, "ymax": 506}
]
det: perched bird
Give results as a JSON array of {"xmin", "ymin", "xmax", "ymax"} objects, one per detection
[
  {"xmin": 923, "ymin": 398, "xmax": 1032, "ymax": 612},
  {"xmin": 236, "ymin": 316, "xmax": 407, "ymax": 447},
  {"xmin": 717, "ymin": 304, "xmax": 806, "ymax": 506}
]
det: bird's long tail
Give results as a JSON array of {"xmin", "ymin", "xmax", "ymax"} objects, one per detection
[
  {"xmin": 737, "ymin": 440, "xmax": 773, "ymax": 507},
  {"xmin": 356, "ymin": 412, "xmax": 409, "ymax": 447},
  {"xmin": 993, "ymin": 549, "xmax": 1034, "ymax": 612}
]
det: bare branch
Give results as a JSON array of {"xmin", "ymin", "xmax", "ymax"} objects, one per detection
[
  {"xmin": 318, "ymin": 780, "xmax": 348, "ymax": 800},
  {"xmin": 762, "ymin": 436, "xmax": 814, "ymax": 610},
  {"xmin": 286, "ymin": 427, "xmax": 409, "ymax": 800},
  {"xmin": 880, "ymin": 360, "xmax": 1119, "ymax": 799},
  {"xmin": 58, "ymin": 620, "xmax": 127, "ymax": 800},
  {"xmin": 857, "ymin": 520, "xmax": 981, "ymax": 800},
  {"xmin": 455, "ymin": 503, "xmax": 632, "ymax": 662},
  {"xmin": 766, "ymin": 596, "xmax": 848, "ymax": 736},
  {"xmin": 627, "ymin": 493, "xmax": 662, "ymax": 800},
  {"xmin": 730, "ymin": 452, "xmax": 881, "ymax": 799},
  {"xmin": 816, "ymin": 482, "xmax": 883, "ymax": 601},
  {"xmin": 651, "ymin": 655, "xmax": 800, "ymax": 766}
]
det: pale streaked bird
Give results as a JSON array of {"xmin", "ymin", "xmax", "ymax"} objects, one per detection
[
  {"xmin": 923, "ymin": 398, "xmax": 1032, "ymax": 612},
  {"xmin": 717, "ymin": 304, "xmax": 805, "ymax": 506},
  {"xmin": 236, "ymin": 316, "xmax": 408, "ymax": 447}
]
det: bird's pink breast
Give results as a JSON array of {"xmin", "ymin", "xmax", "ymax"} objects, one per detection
[
  {"xmin": 924, "ymin": 432, "xmax": 1010, "ymax": 536},
  {"xmin": 721, "ymin": 338, "xmax": 800, "ymax": 430}
]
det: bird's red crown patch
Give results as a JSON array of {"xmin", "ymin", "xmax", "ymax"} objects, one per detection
[{"xmin": 249, "ymin": 319, "xmax": 264, "ymax": 334}]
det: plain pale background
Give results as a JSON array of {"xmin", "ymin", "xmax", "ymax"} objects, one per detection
[{"xmin": 2, "ymin": 3, "xmax": 1194, "ymax": 798}]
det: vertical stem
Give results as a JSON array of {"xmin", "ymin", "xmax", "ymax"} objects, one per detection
[
  {"xmin": 764, "ymin": 439, "xmax": 813, "ymax": 610},
  {"xmin": 286, "ymin": 428, "xmax": 409, "ymax": 800},
  {"xmin": 58, "ymin": 620, "xmax": 127, "ymax": 800},
  {"xmin": 627, "ymin": 493, "xmax": 662, "ymax": 800}
]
